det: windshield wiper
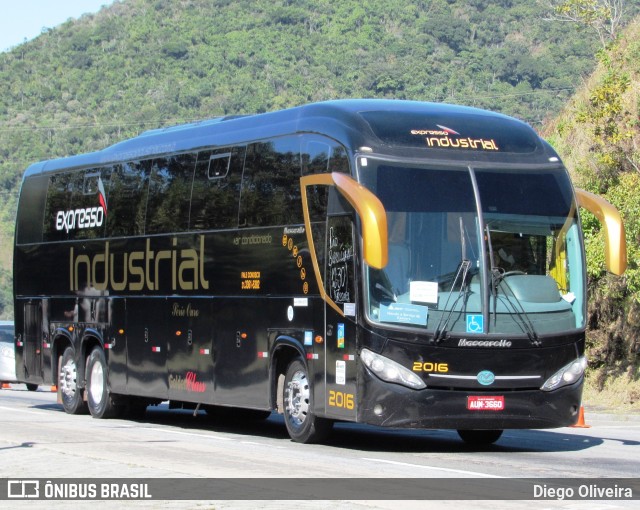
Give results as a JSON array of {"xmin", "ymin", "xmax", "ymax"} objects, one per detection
[
  {"xmin": 434, "ymin": 217, "xmax": 474, "ymax": 343},
  {"xmin": 485, "ymin": 225, "xmax": 540, "ymax": 346},
  {"xmin": 493, "ymin": 273, "xmax": 541, "ymax": 347},
  {"xmin": 434, "ymin": 259, "xmax": 471, "ymax": 343}
]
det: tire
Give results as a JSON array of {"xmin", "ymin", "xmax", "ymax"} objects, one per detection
[
  {"xmin": 58, "ymin": 347, "xmax": 88, "ymax": 415},
  {"xmin": 282, "ymin": 359, "xmax": 332, "ymax": 443},
  {"xmin": 457, "ymin": 429, "xmax": 503, "ymax": 445},
  {"xmin": 86, "ymin": 347, "xmax": 120, "ymax": 418},
  {"xmin": 26, "ymin": 383, "xmax": 39, "ymax": 392}
]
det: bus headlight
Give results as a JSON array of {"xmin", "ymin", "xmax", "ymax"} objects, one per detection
[
  {"xmin": 541, "ymin": 356, "xmax": 587, "ymax": 392},
  {"xmin": 360, "ymin": 348, "xmax": 426, "ymax": 390}
]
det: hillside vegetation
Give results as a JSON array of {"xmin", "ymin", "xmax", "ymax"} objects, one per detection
[
  {"xmin": 543, "ymin": 18, "xmax": 640, "ymax": 409},
  {"xmin": 0, "ymin": 0, "xmax": 638, "ymax": 407}
]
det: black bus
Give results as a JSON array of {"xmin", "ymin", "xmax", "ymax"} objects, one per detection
[{"xmin": 13, "ymin": 99, "xmax": 626, "ymax": 444}]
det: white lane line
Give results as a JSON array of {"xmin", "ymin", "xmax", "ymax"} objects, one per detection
[
  {"xmin": 140, "ymin": 427, "xmax": 289, "ymax": 449},
  {"xmin": 141, "ymin": 427, "xmax": 233, "ymax": 441},
  {"xmin": 361, "ymin": 457, "xmax": 503, "ymax": 478},
  {"xmin": 0, "ymin": 405, "xmax": 50, "ymax": 416}
]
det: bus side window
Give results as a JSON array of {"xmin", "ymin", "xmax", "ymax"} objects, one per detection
[
  {"xmin": 106, "ymin": 161, "xmax": 151, "ymax": 237},
  {"xmin": 329, "ymin": 144, "xmax": 350, "ymax": 174},
  {"xmin": 43, "ymin": 172, "xmax": 73, "ymax": 242},
  {"xmin": 145, "ymin": 153, "xmax": 196, "ymax": 235},
  {"xmin": 190, "ymin": 146, "xmax": 244, "ymax": 231},
  {"xmin": 303, "ymin": 141, "xmax": 330, "ymax": 175},
  {"xmin": 240, "ymin": 137, "xmax": 302, "ymax": 227},
  {"xmin": 301, "ymin": 138, "xmax": 349, "ymax": 224},
  {"xmin": 72, "ymin": 168, "xmax": 111, "ymax": 240},
  {"xmin": 302, "ymin": 141, "xmax": 330, "ymax": 224},
  {"xmin": 16, "ymin": 174, "xmax": 48, "ymax": 245}
]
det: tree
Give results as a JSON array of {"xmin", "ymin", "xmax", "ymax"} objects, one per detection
[{"xmin": 542, "ymin": 0, "xmax": 627, "ymax": 47}]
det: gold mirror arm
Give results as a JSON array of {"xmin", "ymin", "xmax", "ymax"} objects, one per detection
[
  {"xmin": 575, "ymin": 188, "xmax": 627, "ymax": 275},
  {"xmin": 331, "ymin": 172, "xmax": 388, "ymax": 269}
]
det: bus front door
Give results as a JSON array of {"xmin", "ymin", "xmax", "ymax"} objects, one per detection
[{"xmin": 324, "ymin": 215, "xmax": 358, "ymax": 421}]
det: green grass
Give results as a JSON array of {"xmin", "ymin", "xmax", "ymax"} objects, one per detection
[{"xmin": 582, "ymin": 370, "xmax": 640, "ymax": 414}]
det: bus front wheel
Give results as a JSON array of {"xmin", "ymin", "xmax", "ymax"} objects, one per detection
[
  {"xmin": 59, "ymin": 347, "xmax": 87, "ymax": 415},
  {"xmin": 86, "ymin": 347, "xmax": 120, "ymax": 419},
  {"xmin": 282, "ymin": 359, "xmax": 332, "ymax": 443}
]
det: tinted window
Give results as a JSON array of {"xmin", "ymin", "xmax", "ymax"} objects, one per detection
[
  {"xmin": 240, "ymin": 137, "xmax": 302, "ymax": 227},
  {"xmin": 42, "ymin": 169, "xmax": 110, "ymax": 242},
  {"xmin": 106, "ymin": 161, "xmax": 151, "ymax": 237},
  {"xmin": 475, "ymin": 168, "xmax": 573, "ymax": 217},
  {"xmin": 16, "ymin": 174, "xmax": 48, "ymax": 244},
  {"xmin": 301, "ymin": 138, "xmax": 350, "ymax": 223},
  {"xmin": 303, "ymin": 141, "xmax": 330, "ymax": 175},
  {"xmin": 372, "ymin": 165, "xmax": 476, "ymax": 213},
  {"xmin": 71, "ymin": 169, "xmax": 110, "ymax": 240},
  {"xmin": 145, "ymin": 154, "xmax": 196, "ymax": 235},
  {"xmin": 190, "ymin": 146, "xmax": 244, "ymax": 230},
  {"xmin": 43, "ymin": 172, "xmax": 73, "ymax": 242}
]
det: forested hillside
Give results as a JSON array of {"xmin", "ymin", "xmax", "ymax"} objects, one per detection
[
  {"xmin": 0, "ymin": 0, "xmax": 637, "ymax": 325},
  {"xmin": 543, "ymin": 17, "xmax": 640, "ymax": 406}
]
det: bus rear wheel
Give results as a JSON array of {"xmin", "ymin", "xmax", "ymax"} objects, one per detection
[
  {"xmin": 282, "ymin": 359, "xmax": 332, "ymax": 443},
  {"xmin": 59, "ymin": 347, "xmax": 87, "ymax": 415},
  {"xmin": 457, "ymin": 429, "xmax": 503, "ymax": 445},
  {"xmin": 86, "ymin": 347, "xmax": 120, "ymax": 419}
]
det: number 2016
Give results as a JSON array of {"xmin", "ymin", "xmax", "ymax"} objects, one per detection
[{"xmin": 329, "ymin": 390, "xmax": 354, "ymax": 410}]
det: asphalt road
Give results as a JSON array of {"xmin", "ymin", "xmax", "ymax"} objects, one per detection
[{"xmin": 0, "ymin": 384, "xmax": 638, "ymax": 509}]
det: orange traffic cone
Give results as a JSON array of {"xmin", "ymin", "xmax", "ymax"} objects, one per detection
[
  {"xmin": 571, "ymin": 406, "xmax": 590, "ymax": 428},
  {"xmin": 50, "ymin": 385, "xmax": 57, "ymax": 392}
]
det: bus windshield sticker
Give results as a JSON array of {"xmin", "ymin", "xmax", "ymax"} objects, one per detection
[
  {"xmin": 466, "ymin": 314, "xmax": 484, "ymax": 334},
  {"xmin": 379, "ymin": 303, "xmax": 428, "ymax": 326},
  {"xmin": 409, "ymin": 281, "xmax": 438, "ymax": 304}
]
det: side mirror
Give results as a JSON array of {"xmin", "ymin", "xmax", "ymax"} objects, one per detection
[{"xmin": 575, "ymin": 188, "xmax": 627, "ymax": 275}]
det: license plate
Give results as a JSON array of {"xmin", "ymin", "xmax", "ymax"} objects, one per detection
[{"xmin": 467, "ymin": 395, "xmax": 504, "ymax": 411}]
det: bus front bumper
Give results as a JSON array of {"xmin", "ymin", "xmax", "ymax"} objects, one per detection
[{"xmin": 358, "ymin": 367, "xmax": 583, "ymax": 430}]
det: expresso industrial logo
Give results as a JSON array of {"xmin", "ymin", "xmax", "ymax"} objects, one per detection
[
  {"xmin": 69, "ymin": 236, "xmax": 210, "ymax": 292},
  {"xmin": 56, "ymin": 177, "xmax": 108, "ymax": 233},
  {"xmin": 411, "ymin": 125, "xmax": 499, "ymax": 151}
]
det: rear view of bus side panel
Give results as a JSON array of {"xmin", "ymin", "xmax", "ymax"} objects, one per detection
[{"xmin": 13, "ymin": 172, "xmax": 49, "ymax": 386}]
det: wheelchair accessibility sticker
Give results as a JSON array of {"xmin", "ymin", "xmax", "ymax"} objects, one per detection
[{"xmin": 466, "ymin": 314, "xmax": 484, "ymax": 333}]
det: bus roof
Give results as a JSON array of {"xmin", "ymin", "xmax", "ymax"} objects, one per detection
[{"xmin": 23, "ymin": 99, "xmax": 556, "ymax": 177}]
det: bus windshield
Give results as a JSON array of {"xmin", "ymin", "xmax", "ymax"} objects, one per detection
[{"xmin": 360, "ymin": 157, "xmax": 585, "ymax": 337}]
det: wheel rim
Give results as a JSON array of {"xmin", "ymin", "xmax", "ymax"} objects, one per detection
[
  {"xmin": 286, "ymin": 369, "xmax": 310, "ymax": 427},
  {"xmin": 89, "ymin": 360, "xmax": 104, "ymax": 404},
  {"xmin": 59, "ymin": 359, "xmax": 78, "ymax": 399}
]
